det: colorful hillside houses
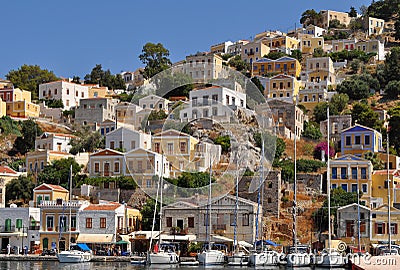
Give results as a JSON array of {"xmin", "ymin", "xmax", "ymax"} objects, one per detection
[{"xmin": 340, "ymin": 124, "xmax": 383, "ymax": 156}]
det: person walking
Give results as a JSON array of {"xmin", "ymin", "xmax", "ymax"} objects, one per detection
[{"xmin": 7, "ymin": 244, "xmax": 11, "ymax": 255}]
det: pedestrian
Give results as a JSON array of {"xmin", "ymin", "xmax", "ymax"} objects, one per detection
[
  {"xmin": 24, "ymin": 245, "xmax": 28, "ymax": 256},
  {"xmin": 7, "ymin": 244, "xmax": 11, "ymax": 255}
]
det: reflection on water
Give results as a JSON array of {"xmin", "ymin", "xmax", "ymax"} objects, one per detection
[{"xmin": 0, "ymin": 261, "xmax": 349, "ymax": 270}]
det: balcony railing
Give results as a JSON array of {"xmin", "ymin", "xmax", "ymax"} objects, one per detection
[
  {"xmin": 0, "ymin": 225, "xmax": 16, "ymax": 233},
  {"xmin": 29, "ymin": 225, "xmax": 40, "ymax": 230},
  {"xmin": 38, "ymin": 200, "xmax": 82, "ymax": 208}
]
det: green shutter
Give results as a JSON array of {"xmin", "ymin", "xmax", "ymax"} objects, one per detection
[
  {"xmin": 16, "ymin": 219, "xmax": 22, "ymax": 229},
  {"xmin": 5, "ymin": 219, "xmax": 11, "ymax": 232}
]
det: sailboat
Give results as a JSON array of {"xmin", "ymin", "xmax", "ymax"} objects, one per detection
[
  {"xmin": 147, "ymin": 153, "xmax": 179, "ymax": 264},
  {"xmin": 317, "ymin": 106, "xmax": 346, "ymax": 267},
  {"xmin": 197, "ymin": 155, "xmax": 226, "ymax": 265},
  {"xmin": 57, "ymin": 165, "xmax": 93, "ymax": 263},
  {"xmin": 227, "ymin": 156, "xmax": 249, "ymax": 266},
  {"xmin": 248, "ymin": 138, "xmax": 279, "ymax": 266},
  {"xmin": 286, "ymin": 106, "xmax": 311, "ymax": 268}
]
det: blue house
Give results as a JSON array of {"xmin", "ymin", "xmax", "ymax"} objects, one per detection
[{"xmin": 340, "ymin": 124, "xmax": 383, "ymax": 156}]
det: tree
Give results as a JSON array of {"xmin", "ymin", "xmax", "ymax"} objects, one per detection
[
  {"xmin": 251, "ymin": 77, "xmax": 264, "ymax": 94},
  {"xmin": 388, "ymin": 105, "xmax": 400, "ymax": 155},
  {"xmin": 84, "ymin": 64, "xmax": 126, "ymax": 90},
  {"xmin": 5, "ymin": 175, "xmax": 35, "ymax": 205},
  {"xmin": 214, "ymin": 135, "xmax": 231, "ymax": 153},
  {"xmin": 172, "ymin": 172, "xmax": 214, "ymax": 188},
  {"xmin": 228, "ymin": 55, "xmax": 250, "ymax": 72},
  {"xmin": 384, "ymin": 80, "xmax": 400, "ymax": 99},
  {"xmin": 313, "ymin": 102, "xmax": 338, "ymax": 122},
  {"xmin": 363, "ymin": 151, "xmax": 384, "ymax": 170},
  {"xmin": 147, "ymin": 109, "xmax": 168, "ymax": 121},
  {"xmin": 0, "ymin": 116, "xmax": 21, "ymax": 136},
  {"xmin": 330, "ymin": 93, "xmax": 349, "ymax": 113},
  {"xmin": 6, "ymin": 65, "xmax": 59, "ymax": 99},
  {"xmin": 265, "ymin": 51, "xmax": 287, "ymax": 60},
  {"xmin": 395, "ymin": 20, "xmax": 400, "ymax": 40},
  {"xmin": 140, "ymin": 198, "xmax": 159, "ymax": 231},
  {"xmin": 313, "ymin": 47, "xmax": 325, "ymax": 58},
  {"xmin": 253, "ymin": 132, "xmax": 286, "ymax": 161},
  {"xmin": 351, "ymin": 102, "xmax": 383, "ymax": 130},
  {"xmin": 349, "ymin": 6, "xmax": 358, "ymax": 17},
  {"xmin": 139, "ymin": 42, "xmax": 172, "ymax": 79},
  {"xmin": 71, "ymin": 76, "xmax": 81, "ymax": 84},
  {"xmin": 336, "ymin": 77, "xmax": 370, "ymax": 100},
  {"xmin": 300, "ymin": 9, "xmax": 320, "ymax": 26},
  {"xmin": 329, "ymin": 19, "xmax": 345, "ymax": 29},
  {"xmin": 37, "ymin": 158, "xmax": 82, "ymax": 188},
  {"xmin": 69, "ymin": 127, "xmax": 104, "ymax": 154},
  {"xmin": 155, "ymin": 71, "xmax": 193, "ymax": 98},
  {"xmin": 313, "ymin": 187, "xmax": 360, "ymax": 231},
  {"xmin": 302, "ymin": 121, "xmax": 322, "ymax": 140},
  {"xmin": 12, "ymin": 119, "xmax": 43, "ymax": 155},
  {"xmin": 313, "ymin": 141, "xmax": 335, "ymax": 161},
  {"xmin": 291, "ymin": 50, "xmax": 303, "ymax": 63},
  {"xmin": 382, "ymin": 47, "xmax": 400, "ymax": 86}
]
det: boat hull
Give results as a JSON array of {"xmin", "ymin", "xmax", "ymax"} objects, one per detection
[
  {"xmin": 198, "ymin": 250, "xmax": 225, "ymax": 265},
  {"xmin": 286, "ymin": 253, "xmax": 311, "ymax": 267},
  {"xmin": 57, "ymin": 251, "xmax": 92, "ymax": 263},
  {"xmin": 227, "ymin": 254, "xmax": 248, "ymax": 266},
  {"xmin": 317, "ymin": 253, "xmax": 346, "ymax": 267},
  {"xmin": 148, "ymin": 251, "xmax": 179, "ymax": 264},
  {"xmin": 248, "ymin": 251, "xmax": 279, "ymax": 266}
]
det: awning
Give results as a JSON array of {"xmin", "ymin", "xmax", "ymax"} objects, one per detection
[
  {"xmin": 0, "ymin": 232, "xmax": 27, "ymax": 237},
  {"xmin": 119, "ymin": 234, "xmax": 130, "ymax": 242},
  {"xmin": 76, "ymin": 243, "xmax": 91, "ymax": 251},
  {"xmin": 115, "ymin": 240, "xmax": 129, "ymax": 245},
  {"xmin": 160, "ymin": 234, "xmax": 196, "ymax": 242},
  {"xmin": 77, "ymin": 234, "xmax": 114, "ymax": 244},
  {"xmin": 130, "ymin": 231, "xmax": 161, "ymax": 240},
  {"xmin": 238, "ymin": 240, "xmax": 253, "ymax": 248},
  {"xmin": 211, "ymin": 235, "xmax": 234, "ymax": 243}
]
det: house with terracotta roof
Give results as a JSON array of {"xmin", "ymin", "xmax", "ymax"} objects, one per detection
[
  {"xmin": 105, "ymin": 127, "xmax": 151, "ymax": 152},
  {"xmin": 259, "ymin": 74, "xmax": 300, "ymax": 102},
  {"xmin": 340, "ymin": 124, "xmax": 383, "ymax": 156},
  {"xmin": 25, "ymin": 149, "xmax": 73, "ymax": 174},
  {"xmin": 32, "ymin": 183, "xmax": 89, "ymax": 252},
  {"xmin": 0, "ymin": 166, "xmax": 21, "ymax": 208},
  {"xmin": 88, "ymin": 149, "xmax": 125, "ymax": 179},
  {"xmin": 372, "ymin": 169, "xmax": 400, "ymax": 207},
  {"xmin": 252, "ymin": 57, "xmax": 301, "ymax": 78}
]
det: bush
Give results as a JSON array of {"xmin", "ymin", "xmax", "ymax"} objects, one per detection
[
  {"xmin": 302, "ymin": 121, "xmax": 322, "ymax": 140},
  {"xmin": 313, "ymin": 141, "xmax": 335, "ymax": 161},
  {"xmin": 214, "ymin": 135, "xmax": 231, "ymax": 153}
]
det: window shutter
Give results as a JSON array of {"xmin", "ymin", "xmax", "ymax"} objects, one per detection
[
  {"xmin": 375, "ymin": 222, "xmax": 378, "ymax": 234},
  {"xmin": 395, "ymin": 223, "xmax": 398, "ymax": 234},
  {"xmin": 383, "ymin": 223, "xmax": 386, "ymax": 234}
]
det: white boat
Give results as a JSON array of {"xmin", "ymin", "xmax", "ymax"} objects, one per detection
[
  {"xmin": 285, "ymin": 245, "xmax": 312, "ymax": 267},
  {"xmin": 248, "ymin": 249, "xmax": 279, "ymax": 266},
  {"xmin": 317, "ymin": 248, "xmax": 346, "ymax": 267},
  {"xmin": 227, "ymin": 250, "xmax": 248, "ymax": 266},
  {"xmin": 147, "ymin": 154, "xmax": 180, "ymax": 265},
  {"xmin": 197, "ymin": 243, "xmax": 226, "ymax": 265},
  {"xmin": 57, "ymin": 246, "xmax": 92, "ymax": 263}
]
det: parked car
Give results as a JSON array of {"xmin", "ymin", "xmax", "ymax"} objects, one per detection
[{"xmin": 41, "ymin": 249, "xmax": 56, "ymax": 256}]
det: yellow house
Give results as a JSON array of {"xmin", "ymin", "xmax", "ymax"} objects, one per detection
[
  {"xmin": 6, "ymin": 100, "xmax": 40, "ymax": 118},
  {"xmin": 340, "ymin": 124, "xmax": 383, "ymax": 156},
  {"xmin": 300, "ymin": 36, "xmax": 324, "ymax": 54},
  {"xmin": 320, "ymin": 10, "xmax": 350, "ymax": 29},
  {"xmin": 298, "ymin": 88, "xmax": 328, "ymax": 112},
  {"xmin": 185, "ymin": 52, "xmax": 224, "ymax": 83},
  {"xmin": 87, "ymin": 85, "xmax": 110, "ymax": 98},
  {"xmin": 253, "ymin": 56, "xmax": 301, "ymax": 78},
  {"xmin": 34, "ymin": 183, "xmax": 84, "ymax": 251},
  {"xmin": 263, "ymin": 74, "xmax": 300, "ymax": 101},
  {"xmin": 370, "ymin": 204, "xmax": 400, "ymax": 244},
  {"xmin": 372, "ymin": 170, "xmax": 400, "ymax": 206},
  {"xmin": 0, "ymin": 97, "xmax": 5, "ymax": 117},
  {"xmin": 330, "ymin": 154, "xmax": 373, "ymax": 206},
  {"xmin": 377, "ymin": 153, "xmax": 400, "ymax": 170},
  {"xmin": 241, "ymin": 40, "xmax": 270, "ymax": 65},
  {"xmin": 26, "ymin": 149, "xmax": 73, "ymax": 174},
  {"xmin": 262, "ymin": 35, "xmax": 300, "ymax": 53},
  {"xmin": 152, "ymin": 129, "xmax": 199, "ymax": 177},
  {"xmin": 88, "ymin": 148, "xmax": 124, "ymax": 178}
]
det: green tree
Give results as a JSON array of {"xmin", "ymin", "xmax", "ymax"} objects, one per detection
[
  {"xmin": 395, "ymin": 20, "xmax": 400, "ymax": 40},
  {"xmin": 228, "ymin": 55, "xmax": 250, "ymax": 72},
  {"xmin": 5, "ymin": 175, "xmax": 35, "ymax": 205},
  {"xmin": 251, "ymin": 77, "xmax": 264, "ymax": 94},
  {"xmin": 313, "ymin": 102, "xmax": 338, "ymax": 122},
  {"xmin": 291, "ymin": 50, "xmax": 303, "ymax": 63},
  {"xmin": 84, "ymin": 64, "xmax": 126, "ymax": 90},
  {"xmin": 313, "ymin": 187, "xmax": 360, "ymax": 231},
  {"xmin": 12, "ymin": 119, "xmax": 43, "ymax": 155},
  {"xmin": 6, "ymin": 65, "xmax": 59, "ymax": 99},
  {"xmin": 139, "ymin": 42, "xmax": 172, "ymax": 79},
  {"xmin": 71, "ymin": 76, "xmax": 81, "ymax": 84},
  {"xmin": 300, "ymin": 9, "xmax": 321, "ymax": 26},
  {"xmin": 37, "ymin": 158, "xmax": 82, "ymax": 188},
  {"xmin": 329, "ymin": 19, "xmax": 345, "ymax": 29},
  {"xmin": 173, "ymin": 172, "xmax": 214, "ymax": 188},
  {"xmin": 253, "ymin": 133, "xmax": 286, "ymax": 161},
  {"xmin": 382, "ymin": 47, "xmax": 400, "ymax": 86},
  {"xmin": 351, "ymin": 102, "xmax": 383, "ymax": 130},
  {"xmin": 140, "ymin": 198, "xmax": 159, "ymax": 231},
  {"xmin": 330, "ymin": 93, "xmax": 349, "ymax": 113},
  {"xmin": 156, "ymin": 71, "xmax": 194, "ymax": 98},
  {"xmin": 265, "ymin": 51, "xmax": 287, "ymax": 60},
  {"xmin": 384, "ymin": 80, "xmax": 400, "ymax": 99},
  {"xmin": 0, "ymin": 116, "xmax": 21, "ymax": 136},
  {"xmin": 302, "ymin": 121, "xmax": 322, "ymax": 140},
  {"xmin": 313, "ymin": 48, "xmax": 325, "ymax": 57},
  {"xmin": 336, "ymin": 78, "xmax": 370, "ymax": 100},
  {"xmin": 349, "ymin": 6, "xmax": 358, "ymax": 17},
  {"xmin": 69, "ymin": 127, "xmax": 104, "ymax": 154},
  {"xmin": 363, "ymin": 151, "xmax": 384, "ymax": 170},
  {"xmin": 147, "ymin": 109, "xmax": 168, "ymax": 121},
  {"xmin": 214, "ymin": 135, "xmax": 231, "ymax": 153},
  {"xmin": 388, "ymin": 105, "xmax": 400, "ymax": 154}
]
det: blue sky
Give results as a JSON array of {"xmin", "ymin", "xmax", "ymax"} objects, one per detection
[{"xmin": 1, "ymin": 0, "xmax": 370, "ymax": 79}]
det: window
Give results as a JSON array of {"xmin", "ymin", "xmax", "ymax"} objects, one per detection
[
  {"xmin": 226, "ymin": 95, "xmax": 230, "ymax": 105},
  {"xmin": 202, "ymin": 95, "xmax": 209, "ymax": 106},
  {"xmin": 167, "ymin": 143, "xmax": 173, "ymax": 155},
  {"xmin": 273, "ymin": 83, "xmax": 276, "ymax": 89},
  {"xmin": 332, "ymin": 184, "xmax": 337, "ymax": 189},
  {"xmin": 59, "ymin": 216, "xmax": 67, "ymax": 232},
  {"xmin": 390, "ymin": 223, "xmax": 398, "ymax": 234},
  {"xmin": 204, "ymin": 214, "xmax": 209, "ymax": 226},
  {"xmin": 242, "ymin": 214, "xmax": 249, "ymax": 226},
  {"xmin": 131, "ymin": 141, "xmax": 136, "ymax": 149},
  {"xmin": 154, "ymin": 143, "xmax": 160, "ymax": 153},
  {"xmin": 346, "ymin": 136, "xmax": 351, "ymax": 146},
  {"xmin": 341, "ymin": 168, "xmax": 347, "ymax": 179},
  {"xmin": 355, "ymin": 135, "xmax": 361, "ymax": 145},
  {"xmin": 188, "ymin": 217, "xmax": 194, "ymax": 228},
  {"xmin": 100, "ymin": 218, "xmax": 106, "ymax": 228},
  {"xmin": 361, "ymin": 168, "xmax": 367, "ymax": 179},
  {"xmin": 114, "ymin": 162, "xmax": 120, "ymax": 173},
  {"xmin": 86, "ymin": 218, "xmax": 93, "ymax": 228},
  {"xmin": 230, "ymin": 214, "xmax": 235, "ymax": 226},
  {"xmin": 376, "ymin": 222, "xmax": 385, "ymax": 234},
  {"xmin": 137, "ymin": 161, "xmax": 143, "ymax": 172},
  {"xmin": 341, "ymin": 184, "xmax": 348, "ymax": 192},
  {"xmin": 81, "ymin": 92, "xmax": 84, "ymax": 98},
  {"xmin": 46, "ymin": 216, "xmax": 54, "ymax": 231},
  {"xmin": 71, "ymin": 216, "xmax": 76, "ymax": 229},
  {"xmin": 212, "ymin": 94, "xmax": 218, "ymax": 104},
  {"xmin": 110, "ymin": 141, "xmax": 115, "ymax": 149},
  {"xmin": 365, "ymin": 135, "xmax": 370, "ymax": 145},
  {"xmin": 192, "ymin": 97, "xmax": 198, "ymax": 106},
  {"xmin": 76, "ymin": 91, "xmax": 78, "ymax": 97},
  {"xmin": 362, "ymin": 184, "xmax": 367, "ymax": 193},
  {"xmin": 351, "ymin": 167, "xmax": 357, "ymax": 179},
  {"xmin": 351, "ymin": 184, "xmax": 358, "ymax": 192},
  {"xmin": 203, "ymin": 109, "xmax": 208, "ymax": 117},
  {"xmin": 180, "ymin": 142, "xmax": 186, "ymax": 153},
  {"xmin": 166, "ymin": 217, "xmax": 172, "ymax": 227},
  {"xmin": 212, "ymin": 107, "xmax": 218, "ymax": 116}
]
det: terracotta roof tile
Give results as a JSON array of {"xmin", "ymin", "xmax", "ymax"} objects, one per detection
[
  {"xmin": 0, "ymin": 166, "xmax": 18, "ymax": 175},
  {"xmin": 84, "ymin": 203, "xmax": 121, "ymax": 211}
]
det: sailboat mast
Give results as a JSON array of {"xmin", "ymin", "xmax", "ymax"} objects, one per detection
[
  {"xmin": 149, "ymin": 155, "xmax": 162, "ymax": 252},
  {"xmin": 327, "ymin": 107, "xmax": 332, "ymax": 251},
  {"xmin": 208, "ymin": 153, "xmax": 213, "ymax": 250},
  {"xmin": 159, "ymin": 152, "xmax": 164, "ymax": 245},
  {"xmin": 387, "ymin": 131, "xmax": 392, "ymax": 251},
  {"xmin": 293, "ymin": 107, "xmax": 298, "ymax": 252},
  {"xmin": 68, "ymin": 164, "xmax": 72, "ymax": 250},
  {"xmin": 260, "ymin": 139, "xmax": 265, "ymax": 250},
  {"xmin": 233, "ymin": 155, "xmax": 239, "ymax": 252}
]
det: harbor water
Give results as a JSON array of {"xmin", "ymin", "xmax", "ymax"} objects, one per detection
[{"xmin": 0, "ymin": 261, "xmax": 347, "ymax": 270}]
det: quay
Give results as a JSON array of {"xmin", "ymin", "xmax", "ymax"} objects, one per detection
[{"xmin": 351, "ymin": 256, "xmax": 399, "ymax": 270}]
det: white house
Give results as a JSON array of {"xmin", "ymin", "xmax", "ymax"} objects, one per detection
[
  {"xmin": 35, "ymin": 132, "xmax": 76, "ymax": 153},
  {"xmin": 105, "ymin": 127, "xmax": 151, "ymax": 152},
  {"xmin": 179, "ymin": 86, "xmax": 247, "ymax": 123},
  {"xmin": 138, "ymin": 95, "xmax": 170, "ymax": 112},
  {"xmin": 39, "ymin": 80, "xmax": 89, "ymax": 110}
]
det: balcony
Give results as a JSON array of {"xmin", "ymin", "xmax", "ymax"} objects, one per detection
[
  {"xmin": 38, "ymin": 200, "xmax": 82, "ymax": 208},
  {"xmin": 29, "ymin": 225, "xmax": 40, "ymax": 230},
  {"xmin": 247, "ymin": 51, "xmax": 255, "ymax": 55},
  {"xmin": 351, "ymin": 144, "xmax": 364, "ymax": 150},
  {"xmin": 0, "ymin": 225, "xmax": 16, "ymax": 233},
  {"xmin": 212, "ymin": 224, "xmax": 226, "ymax": 230}
]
